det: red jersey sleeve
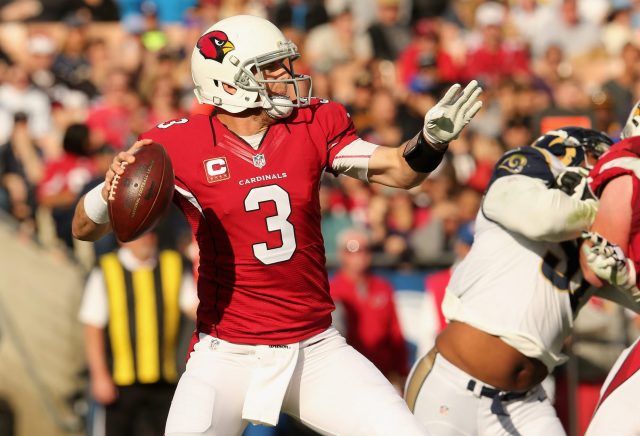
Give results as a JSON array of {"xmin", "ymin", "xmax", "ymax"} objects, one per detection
[{"xmin": 314, "ymin": 101, "xmax": 360, "ymax": 175}]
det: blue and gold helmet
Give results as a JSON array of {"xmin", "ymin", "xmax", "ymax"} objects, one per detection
[{"xmin": 531, "ymin": 127, "xmax": 613, "ymax": 167}]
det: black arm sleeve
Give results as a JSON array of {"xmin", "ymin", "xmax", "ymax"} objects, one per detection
[{"xmin": 402, "ymin": 132, "xmax": 447, "ymax": 173}]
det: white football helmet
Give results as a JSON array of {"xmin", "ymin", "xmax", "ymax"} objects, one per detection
[
  {"xmin": 621, "ymin": 100, "xmax": 640, "ymax": 139},
  {"xmin": 191, "ymin": 15, "xmax": 312, "ymax": 119}
]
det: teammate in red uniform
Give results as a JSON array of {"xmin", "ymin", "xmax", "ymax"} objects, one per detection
[
  {"xmin": 72, "ymin": 15, "xmax": 482, "ymax": 435},
  {"xmin": 581, "ymin": 102, "xmax": 640, "ymax": 435}
]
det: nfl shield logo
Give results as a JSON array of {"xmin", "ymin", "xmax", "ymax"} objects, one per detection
[{"xmin": 252, "ymin": 153, "xmax": 266, "ymax": 169}]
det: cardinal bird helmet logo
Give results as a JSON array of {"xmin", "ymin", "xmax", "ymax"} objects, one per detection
[{"xmin": 197, "ymin": 30, "xmax": 235, "ymax": 63}]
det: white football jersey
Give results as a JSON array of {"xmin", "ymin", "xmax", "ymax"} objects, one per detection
[{"xmin": 443, "ymin": 147, "xmax": 595, "ymax": 372}]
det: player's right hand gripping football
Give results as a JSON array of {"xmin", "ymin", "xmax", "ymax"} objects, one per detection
[
  {"xmin": 423, "ymin": 80, "xmax": 483, "ymax": 149},
  {"xmin": 102, "ymin": 139, "xmax": 153, "ymax": 202},
  {"xmin": 581, "ymin": 231, "xmax": 636, "ymax": 288}
]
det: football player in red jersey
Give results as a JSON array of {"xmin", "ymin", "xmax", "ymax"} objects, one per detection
[
  {"xmin": 581, "ymin": 102, "xmax": 640, "ymax": 435},
  {"xmin": 72, "ymin": 15, "xmax": 482, "ymax": 436}
]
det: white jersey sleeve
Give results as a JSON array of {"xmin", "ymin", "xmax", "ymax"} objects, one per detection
[
  {"xmin": 482, "ymin": 174, "xmax": 598, "ymax": 242},
  {"xmin": 78, "ymin": 269, "xmax": 108, "ymax": 328},
  {"xmin": 330, "ymin": 138, "xmax": 379, "ymax": 181}
]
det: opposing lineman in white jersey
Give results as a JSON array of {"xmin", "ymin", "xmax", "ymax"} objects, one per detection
[{"xmin": 405, "ymin": 127, "xmax": 625, "ymax": 435}]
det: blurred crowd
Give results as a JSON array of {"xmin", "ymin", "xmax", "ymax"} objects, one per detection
[
  {"xmin": 0, "ymin": 0, "xmax": 639, "ymax": 269},
  {"xmin": 3, "ymin": 1, "xmax": 640, "ymax": 434}
]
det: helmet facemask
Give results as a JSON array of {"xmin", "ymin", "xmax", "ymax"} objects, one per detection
[{"xmin": 233, "ymin": 41, "xmax": 312, "ymax": 119}]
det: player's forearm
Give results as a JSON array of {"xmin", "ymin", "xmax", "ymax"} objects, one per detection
[
  {"xmin": 84, "ymin": 325, "xmax": 111, "ymax": 379},
  {"xmin": 483, "ymin": 175, "xmax": 597, "ymax": 241},
  {"xmin": 367, "ymin": 136, "xmax": 441, "ymax": 189},
  {"xmin": 72, "ymin": 194, "xmax": 112, "ymax": 241}
]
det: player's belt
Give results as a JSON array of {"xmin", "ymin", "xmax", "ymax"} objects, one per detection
[{"xmin": 466, "ymin": 379, "xmax": 529, "ymax": 416}]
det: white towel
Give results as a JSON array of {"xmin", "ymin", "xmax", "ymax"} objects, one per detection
[{"xmin": 242, "ymin": 343, "xmax": 300, "ymax": 426}]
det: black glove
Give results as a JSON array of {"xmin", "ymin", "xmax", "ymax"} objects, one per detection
[{"xmin": 555, "ymin": 167, "xmax": 595, "ymax": 201}]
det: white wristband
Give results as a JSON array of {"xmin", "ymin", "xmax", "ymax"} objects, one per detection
[{"xmin": 84, "ymin": 182, "xmax": 110, "ymax": 224}]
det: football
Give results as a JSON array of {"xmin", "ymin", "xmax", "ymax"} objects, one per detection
[{"xmin": 108, "ymin": 143, "xmax": 174, "ymax": 242}]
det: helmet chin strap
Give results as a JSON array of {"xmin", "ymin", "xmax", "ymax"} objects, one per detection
[{"xmin": 263, "ymin": 95, "xmax": 294, "ymax": 119}]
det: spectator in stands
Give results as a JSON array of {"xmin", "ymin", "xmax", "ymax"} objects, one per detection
[
  {"xmin": 535, "ymin": 0, "xmax": 603, "ymax": 61},
  {"xmin": 533, "ymin": 44, "xmax": 572, "ymax": 90},
  {"xmin": 500, "ymin": 116, "xmax": 534, "ymax": 150},
  {"xmin": 86, "ymin": 69, "xmax": 135, "ymax": 150},
  {"xmin": 346, "ymin": 70, "xmax": 375, "ymax": 132},
  {"xmin": 602, "ymin": 41, "xmax": 640, "ymax": 127},
  {"xmin": 143, "ymin": 75, "xmax": 186, "ymax": 130},
  {"xmin": 320, "ymin": 182, "xmax": 353, "ymax": 267},
  {"xmin": 410, "ymin": 199, "xmax": 460, "ymax": 266},
  {"xmin": 360, "ymin": 89, "xmax": 402, "ymax": 147},
  {"xmin": 330, "ymin": 228, "xmax": 408, "ymax": 391},
  {"xmin": 0, "ymin": 113, "xmax": 43, "ymax": 236},
  {"xmin": 464, "ymin": 1, "xmax": 530, "ymax": 87},
  {"xmin": 602, "ymin": 1, "xmax": 634, "ymax": 56},
  {"xmin": 304, "ymin": 4, "xmax": 372, "ymax": 96},
  {"xmin": 397, "ymin": 19, "xmax": 460, "ymax": 88},
  {"xmin": 510, "ymin": 0, "xmax": 556, "ymax": 58},
  {"xmin": 37, "ymin": 123, "xmax": 96, "ymax": 249},
  {"xmin": 52, "ymin": 12, "xmax": 94, "ymax": 96},
  {"xmin": 271, "ymin": 0, "xmax": 328, "ymax": 32},
  {"xmin": 79, "ymin": 231, "xmax": 197, "ymax": 436},
  {"xmin": 25, "ymin": 34, "xmax": 57, "ymax": 95},
  {"xmin": 367, "ymin": 0, "xmax": 411, "ymax": 61},
  {"xmin": 383, "ymin": 190, "xmax": 415, "ymax": 263},
  {"xmin": 0, "ymin": 63, "xmax": 52, "ymax": 141}
]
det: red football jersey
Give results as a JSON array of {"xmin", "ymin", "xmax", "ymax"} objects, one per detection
[
  {"xmin": 590, "ymin": 136, "xmax": 640, "ymax": 284},
  {"xmin": 330, "ymin": 272, "xmax": 408, "ymax": 377},
  {"xmin": 141, "ymin": 99, "xmax": 359, "ymax": 344},
  {"xmin": 37, "ymin": 154, "xmax": 96, "ymax": 200}
]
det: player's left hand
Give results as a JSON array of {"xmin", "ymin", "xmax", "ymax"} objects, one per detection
[
  {"xmin": 423, "ymin": 80, "xmax": 483, "ymax": 149},
  {"xmin": 582, "ymin": 231, "xmax": 636, "ymax": 288}
]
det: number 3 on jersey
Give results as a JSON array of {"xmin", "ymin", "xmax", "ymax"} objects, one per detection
[{"xmin": 244, "ymin": 185, "xmax": 296, "ymax": 265}]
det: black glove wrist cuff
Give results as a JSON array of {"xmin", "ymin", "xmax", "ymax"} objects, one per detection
[{"xmin": 402, "ymin": 132, "xmax": 448, "ymax": 173}]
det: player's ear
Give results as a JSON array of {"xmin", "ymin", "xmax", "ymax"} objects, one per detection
[{"xmin": 222, "ymin": 83, "xmax": 237, "ymax": 95}]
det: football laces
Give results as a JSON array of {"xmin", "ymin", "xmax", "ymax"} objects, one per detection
[{"xmin": 108, "ymin": 161, "xmax": 128, "ymax": 201}]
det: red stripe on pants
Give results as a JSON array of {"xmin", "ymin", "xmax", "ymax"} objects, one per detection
[{"xmin": 596, "ymin": 340, "xmax": 640, "ymax": 410}]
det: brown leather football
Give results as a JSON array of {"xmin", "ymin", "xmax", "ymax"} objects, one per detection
[{"xmin": 108, "ymin": 143, "xmax": 174, "ymax": 242}]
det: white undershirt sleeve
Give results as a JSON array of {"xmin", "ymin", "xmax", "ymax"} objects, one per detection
[
  {"xmin": 179, "ymin": 273, "xmax": 199, "ymax": 314},
  {"xmin": 78, "ymin": 269, "xmax": 109, "ymax": 328},
  {"xmin": 331, "ymin": 138, "xmax": 379, "ymax": 181},
  {"xmin": 482, "ymin": 175, "xmax": 598, "ymax": 242}
]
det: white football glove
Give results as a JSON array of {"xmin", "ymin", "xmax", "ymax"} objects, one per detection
[
  {"xmin": 582, "ymin": 231, "xmax": 636, "ymax": 288},
  {"xmin": 555, "ymin": 167, "xmax": 595, "ymax": 200},
  {"xmin": 621, "ymin": 99, "xmax": 640, "ymax": 139},
  {"xmin": 423, "ymin": 80, "xmax": 483, "ymax": 149}
]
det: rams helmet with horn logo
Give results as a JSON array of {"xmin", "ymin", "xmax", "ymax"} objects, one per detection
[{"xmin": 531, "ymin": 127, "xmax": 613, "ymax": 168}]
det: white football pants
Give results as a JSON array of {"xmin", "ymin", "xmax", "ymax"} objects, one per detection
[
  {"xmin": 165, "ymin": 327, "xmax": 429, "ymax": 436},
  {"xmin": 586, "ymin": 336, "xmax": 640, "ymax": 435},
  {"xmin": 405, "ymin": 350, "xmax": 565, "ymax": 436}
]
